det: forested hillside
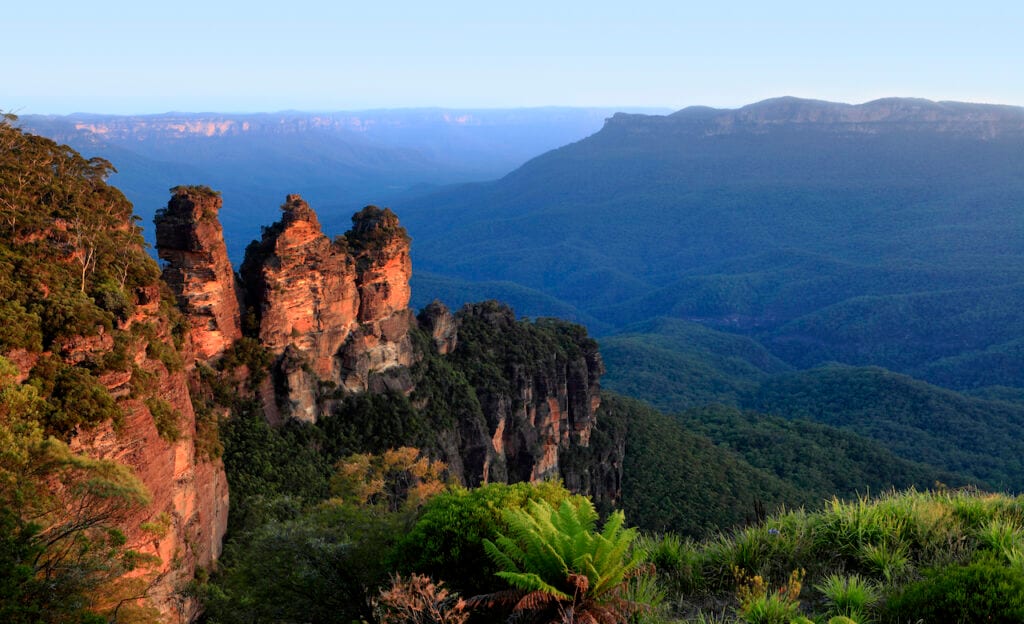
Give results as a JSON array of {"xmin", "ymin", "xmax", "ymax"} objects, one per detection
[
  {"xmin": 398, "ymin": 98, "xmax": 1024, "ymax": 396},
  {"xmin": 602, "ymin": 317, "xmax": 1024, "ymax": 494}
]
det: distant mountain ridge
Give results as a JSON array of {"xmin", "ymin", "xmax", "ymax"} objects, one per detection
[
  {"xmin": 615, "ymin": 96, "xmax": 1024, "ymax": 136},
  {"xmin": 19, "ymin": 107, "xmax": 668, "ymax": 259}
]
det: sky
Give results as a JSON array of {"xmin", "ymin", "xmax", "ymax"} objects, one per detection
[{"xmin": 4, "ymin": 0, "xmax": 1023, "ymax": 115}]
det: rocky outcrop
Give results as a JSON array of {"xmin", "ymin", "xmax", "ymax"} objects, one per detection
[
  {"xmin": 444, "ymin": 301, "xmax": 605, "ymax": 488},
  {"xmin": 155, "ymin": 187, "xmax": 242, "ymax": 362},
  {"xmin": 418, "ymin": 301, "xmax": 459, "ymax": 355},
  {"xmin": 154, "ymin": 190, "xmax": 618, "ymax": 502},
  {"xmin": 238, "ymin": 197, "xmax": 414, "ymax": 420}
]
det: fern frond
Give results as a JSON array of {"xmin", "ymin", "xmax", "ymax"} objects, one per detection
[
  {"xmin": 484, "ymin": 537, "xmax": 523, "ymax": 573},
  {"xmin": 496, "ymin": 571, "xmax": 572, "ymax": 601}
]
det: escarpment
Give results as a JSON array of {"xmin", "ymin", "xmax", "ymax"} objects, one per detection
[
  {"xmin": 2, "ymin": 119, "xmax": 617, "ymax": 624},
  {"xmin": 0, "ymin": 121, "xmax": 228, "ymax": 623},
  {"xmin": 157, "ymin": 192, "xmax": 619, "ymax": 501}
]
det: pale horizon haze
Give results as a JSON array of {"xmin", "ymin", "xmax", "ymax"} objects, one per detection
[{"xmin": 4, "ymin": 0, "xmax": 1023, "ymax": 115}]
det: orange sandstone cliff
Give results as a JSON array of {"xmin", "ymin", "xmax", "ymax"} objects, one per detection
[
  {"xmin": 236, "ymin": 196, "xmax": 415, "ymax": 421},
  {"xmin": 67, "ymin": 286, "xmax": 229, "ymax": 622},
  {"xmin": 154, "ymin": 187, "xmax": 243, "ymax": 361}
]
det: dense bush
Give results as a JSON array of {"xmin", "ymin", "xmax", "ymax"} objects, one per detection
[
  {"xmin": 392, "ymin": 481, "xmax": 576, "ymax": 595},
  {"xmin": 887, "ymin": 557, "xmax": 1024, "ymax": 623}
]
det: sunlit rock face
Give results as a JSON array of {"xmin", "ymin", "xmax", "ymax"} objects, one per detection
[
  {"xmin": 62, "ymin": 273, "xmax": 228, "ymax": 624},
  {"xmin": 238, "ymin": 197, "xmax": 414, "ymax": 421},
  {"xmin": 155, "ymin": 187, "xmax": 242, "ymax": 362}
]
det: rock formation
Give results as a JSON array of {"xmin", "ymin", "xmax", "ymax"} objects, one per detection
[
  {"xmin": 447, "ymin": 301, "xmax": 605, "ymax": 486},
  {"xmin": 155, "ymin": 192, "xmax": 617, "ymax": 501},
  {"xmin": 155, "ymin": 186, "xmax": 242, "ymax": 362},
  {"xmin": 417, "ymin": 300, "xmax": 459, "ymax": 355},
  {"xmin": 238, "ymin": 196, "xmax": 414, "ymax": 421}
]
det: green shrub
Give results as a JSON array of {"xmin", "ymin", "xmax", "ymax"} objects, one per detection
[
  {"xmin": 192, "ymin": 396, "xmax": 223, "ymax": 460},
  {"xmin": 36, "ymin": 291, "xmax": 114, "ymax": 347},
  {"xmin": 29, "ymin": 356, "xmax": 123, "ymax": 435},
  {"xmin": 886, "ymin": 558, "xmax": 1024, "ymax": 623},
  {"xmin": 734, "ymin": 568, "xmax": 804, "ymax": 624},
  {"xmin": 392, "ymin": 481, "xmax": 574, "ymax": 595},
  {"xmin": 146, "ymin": 337, "xmax": 183, "ymax": 372},
  {"xmin": 217, "ymin": 336, "xmax": 273, "ymax": 389},
  {"xmin": 0, "ymin": 300, "xmax": 42, "ymax": 352},
  {"xmin": 977, "ymin": 517, "xmax": 1024, "ymax": 562},
  {"xmin": 145, "ymin": 397, "xmax": 181, "ymax": 442},
  {"xmin": 636, "ymin": 532, "xmax": 705, "ymax": 594},
  {"xmin": 814, "ymin": 574, "xmax": 878, "ymax": 623},
  {"xmin": 91, "ymin": 279, "xmax": 134, "ymax": 322}
]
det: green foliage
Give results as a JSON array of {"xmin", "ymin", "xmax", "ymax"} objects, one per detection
[
  {"xmin": 448, "ymin": 301, "xmax": 599, "ymax": 431},
  {"xmin": 676, "ymin": 404, "xmax": 966, "ymax": 508},
  {"xmin": 346, "ymin": 205, "xmax": 411, "ymax": 251},
  {"xmin": 475, "ymin": 497, "xmax": 647, "ymax": 623},
  {"xmin": 145, "ymin": 336, "xmax": 183, "ymax": 372},
  {"xmin": 814, "ymin": 574, "xmax": 879, "ymax": 623},
  {"xmin": 886, "ymin": 557, "xmax": 1024, "ymax": 623},
  {"xmin": 191, "ymin": 395, "xmax": 224, "ymax": 461},
  {"xmin": 601, "ymin": 317, "xmax": 790, "ymax": 411},
  {"xmin": 750, "ymin": 365, "xmax": 1024, "ymax": 490},
  {"xmin": 393, "ymin": 481, "xmax": 574, "ymax": 595},
  {"xmin": 202, "ymin": 508, "xmax": 367, "ymax": 624},
  {"xmin": 169, "ymin": 184, "xmax": 220, "ymax": 197},
  {"xmin": 216, "ymin": 336, "xmax": 273, "ymax": 388},
  {"xmin": 220, "ymin": 408, "xmax": 331, "ymax": 533},
  {"xmin": 607, "ymin": 392, "xmax": 800, "ymax": 536},
  {"xmin": 0, "ymin": 115, "xmax": 158, "ymax": 356},
  {"xmin": 206, "ymin": 447, "xmax": 453, "ymax": 624},
  {"xmin": 28, "ymin": 356, "xmax": 123, "ymax": 437},
  {"xmin": 733, "ymin": 568, "xmax": 804, "ymax": 624},
  {"xmin": 144, "ymin": 397, "xmax": 181, "ymax": 442},
  {"xmin": 318, "ymin": 391, "xmax": 425, "ymax": 458},
  {"xmin": 1, "ymin": 364, "xmax": 153, "ymax": 622},
  {"xmin": 0, "ymin": 117, "xmax": 175, "ymax": 621},
  {"xmin": 634, "ymin": 489, "xmax": 1024, "ymax": 623},
  {"xmin": 634, "ymin": 532, "xmax": 705, "ymax": 596},
  {"xmin": 0, "ymin": 300, "xmax": 43, "ymax": 352}
]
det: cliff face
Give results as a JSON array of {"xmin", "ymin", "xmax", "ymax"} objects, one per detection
[
  {"xmin": 0, "ymin": 119, "xmax": 230, "ymax": 624},
  {"xmin": 155, "ymin": 187, "xmax": 242, "ymax": 361},
  {"xmin": 238, "ymin": 197, "xmax": 414, "ymax": 421},
  {"xmin": 68, "ymin": 292, "xmax": 229, "ymax": 622},
  {"xmin": 436, "ymin": 301, "xmax": 609, "ymax": 496}
]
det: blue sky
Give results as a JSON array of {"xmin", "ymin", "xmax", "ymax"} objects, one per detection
[{"xmin": 5, "ymin": 0, "xmax": 1022, "ymax": 114}]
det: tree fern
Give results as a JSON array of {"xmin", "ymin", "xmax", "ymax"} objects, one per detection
[{"xmin": 472, "ymin": 496, "xmax": 649, "ymax": 622}]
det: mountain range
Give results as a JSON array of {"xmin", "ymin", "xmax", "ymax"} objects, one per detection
[
  {"xmin": 396, "ymin": 97, "xmax": 1024, "ymax": 385},
  {"xmin": 18, "ymin": 107, "xmax": 665, "ymax": 259}
]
